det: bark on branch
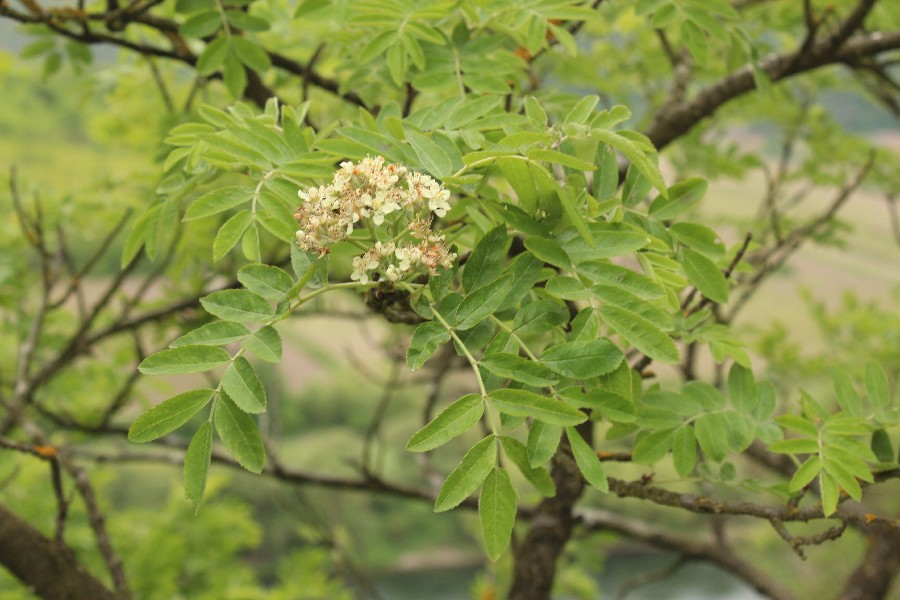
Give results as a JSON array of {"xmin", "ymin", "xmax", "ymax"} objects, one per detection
[
  {"xmin": 0, "ymin": 503, "xmax": 120, "ymax": 600},
  {"xmin": 645, "ymin": 30, "xmax": 900, "ymax": 150}
]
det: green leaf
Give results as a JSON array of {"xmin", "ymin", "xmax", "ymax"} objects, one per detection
[
  {"xmin": 775, "ymin": 414, "xmax": 819, "ymax": 438},
  {"xmin": 728, "ymin": 363, "xmax": 757, "ymax": 413},
  {"xmin": 769, "ymin": 438, "xmax": 820, "ymax": 454},
  {"xmin": 407, "ymin": 394, "xmax": 484, "ymax": 452},
  {"xmin": 242, "ymin": 325, "xmax": 282, "ymax": 362},
  {"xmin": 754, "ymin": 382, "xmax": 777, "ymax": 421},
  {"xmin": 498, "ymin": 437, "xmax": 555, "ymax": 496},
  {"xmin": 545, "ymin": 276, "xmax": 591, "ymax": 301},
  {"xmin": 480, "ymin": 353, "xmax": 559, "ymax": 387},
  {"xmin": 498, "ymin": 252, "xmax": 543, "ymax": 311},
  {"xmin": 213, "ymin": 210, "xmax": 253, "ymax": 261},
  {"xmin": 599, "ymin": 305, "xmax": 679, "ymax": 364},
  {"xmin": 237, "ymin": 264, "xmax": 294, "ymax": 301},
  {"xmin": 405, "ymin": 127, "xmax": 452, "ymax": 178},
  {"xmin": 672, "ymin": 425, "xmax": 697, "ymax": 477},
  {"xmin": 407, "ymin": 321, "xmax": 450, "ymax": 371},
  {"xmin": 789, "ymin": 455, "xmax": 823, "ymax": 492},
  {"xmin": 831, "ymin": 369, "xmax": 862, "ymax": 416},
  {"xmin": 463, "ymin": 225, "xmax": 508, "ymax": 292},
  {"xmin": 560, "ymin": 222, "xmax": 650, "ymax": 262},
  {"xmin": 188, "ymin": 187, "xmax": 251, "ymax": 222},
  {"xmin": 171, "ymin": 322, "xmax": 250, "ymax": 347},
  {"xmin": 201, "ymin": 289, "xmax": 274, "ymax": 323},
  {"xmin": 497, "ymin": 158, "xmax": 538, "ymax": 213},
  {"xmin": 650, "ymin": 178, "xmax": 707, "ymax": 220},
  {"xmin": 454, "ymin": 274, "xmax": 513, "ymax": 330},
  {"xmin": 564, "ymin": 95, "xmax": 599, "ymax": 125},
  {"xmin": 523, "ymin": 96, "xmax": 547, "ymax": 127},
  {"xmin": 241, "ymin": 222, "xmax": 260, "ymax": 262},
  {"xmin": 682, "ymin": 248, "xmax": 728, "ymax": 303},
  {"xmin": 865, "ymin": 361, "xmax": 890, "ymax": 409},
  {"xmin": 489, "ymin": 389, "xmax": 586, "ymax": 426},
  {"xmin": 528, "ymin": 149, "xmax": 596, "ymax": 171},
  {"xmin": 196, "ymin": 36, "xmax": 229, "ymax": 75},
  {"xmin": 673, "ymin": 225, "xmax": 726, "ymax": 257},
  {"xmin": 566, "ymin": 427, "xmax": 608, "ymax": 492},
  {"xmin": 591, "ymin": 285, "xmax": 673, "ymax": 331},
  {"xmin": 179, "ymin": 9, "xmax": 221, "ymax": 38},
  {"xmin": 824, "ymin": 457, "xmax": 862, "ymax": 501},
  {"xmin": 139, "ymin": 346, "xmax": 230, "ymax": 375},
  {"xmin": 120, "ymin": 207, "xmax": 155, "ymax": 268},
  {"xmin": 633, "ymin": 429, "xmax": 675, "ymax": 465},
  {"xmin": 513, "ymin": 300, "xmax": 568, "ymax": 336},
  {"xmin": 214, "ymin": 392, "xmax": 266, "ymax": 473},
  {"xmin": 290, "ymin": 245, "xmax": 313, "ymax": 280},
  {"xmin": 540, "ymin": 339, "xmax": 625, "ymax": 379},
  {"xmin": 435, "ymin": 436, "xmax": 497, "ymax": 512},
  {"xmin": 221, "ymin": 356, "xmax": 266, "ymax": 413},
  {"xmin": 222, "ymin": 53, "xmax": 247, "ymax": 98},
  {"xmin": 579, "ymin": 261, "xmax": 664, "ymax": 299},
  {"xmin": 591, "ymin": 129, "xmax": 665, "ymax": 194},
  {"xmin": 580, "ymin": 390, "xmax": 635, "ymax": 422},
  {"xmin": 523, "ymin": 237, "xmax": 571, "ymax": 269},
  {"xmin": 819, "ymin": 470, "xmax": 840, "ymax": 516},
  {"xmin": 695, "ymin": 414, "xmax": 730, "ymax": 461},
  {"xmin": 225, "ymin": 11, "xmax": 270, "ymax": 32},
  {"xmin": 231, "ymin": 37, "xmax": 271, "ymax": 72},
  {"xmin": 129, "ymin": 389, "xmax": 215, "ymax": 442},
  {"xmin": 870, "ymin": 429, "xmax": 894, "ymax": 463},
  {"xmin": 527, "ymin": 420, "xmax": 562, "ymax": 467},
  {"xmin": 184, "ymin": 421, "xmax": 213, "ymax": 513},
  {"xmin": 479, "ymin": 468, "xmax": 517, "ymax": 561},
  {"xmin": 556, "ymin": 186, "xmax": 594, "ymax": 246},
  {"xmin": 594, "ymin": 143, "xmax": 618, "ymax": 201}
]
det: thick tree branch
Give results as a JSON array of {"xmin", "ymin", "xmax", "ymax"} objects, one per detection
[
  {"xmin": 508, "ymin": 439, "xmax": 585, "ymax": 600},
  {"xmin": 645, "ymin": 30, "xmax": 900, "ymax": 150},
  {"xmin": 837, "ymin": 524, "xmax": 900, "ymax": 600},
  {"xmin": 0, "ymin": 502, "xmax": 120, "ymax": 600}
]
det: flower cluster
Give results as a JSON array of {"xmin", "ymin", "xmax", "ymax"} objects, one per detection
[{"xmin": 295, "ymin": 157, "xmax": 456, "ymax": 285}]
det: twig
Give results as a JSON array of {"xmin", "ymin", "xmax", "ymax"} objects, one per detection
[
  {"xmin": 48, "ymin": 208, "xmax": 132, "ymax": 309},
  {"xmin": 606, "ymin": 476, "xmax": 894, "ymax": 529},
  {"xmin": 726, "ymin": 151, "xmax": 876, "ymax": 322},
  {"xmin": 769, "ymin": 518, "xmax": 848, "ymax": 559}
]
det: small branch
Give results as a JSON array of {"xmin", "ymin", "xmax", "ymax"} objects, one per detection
[
  {"xmin": 769, "ymin": 517, "xmax": 848, "ymax": 559},
  {"xmin": 726, "ymin": 151, "xmax": 876, "ymax": 322},
  {"xmin": 606, "ymin": 476, "xmax": 896, "ymax": 530},
  {"xmin": 48, "ymin": 208, "xmax": 132, "ymax": 309}
]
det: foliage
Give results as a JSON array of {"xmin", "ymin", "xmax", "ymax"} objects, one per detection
[{"xmin": 1, "ymin": 1, "xmax": 900, "ymax": 599}]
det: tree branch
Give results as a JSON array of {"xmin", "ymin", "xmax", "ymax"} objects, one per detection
[
  {"xmin": 0, "ymin": 502, "xmax": 120, "ymax": 600},
  {"xmin": 644, "ymin": 30, "xmax": 900, "ymax": 150}
]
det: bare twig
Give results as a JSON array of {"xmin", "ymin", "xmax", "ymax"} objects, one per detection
[{"xmin": 726, "ymin": 151, "xmax": 876, "ymax": 321}]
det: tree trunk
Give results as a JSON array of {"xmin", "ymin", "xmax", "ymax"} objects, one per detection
[
  {"xmin": 838, "ymin": 525, "xmax": 900, "ymax": 600},
  {"xmin": 507, "ymin": 440, "xmax": 585, "ymax": 600},
  {"xmin": 0, "ymin": 503, "xmax": 119, "ymax": 600}
]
